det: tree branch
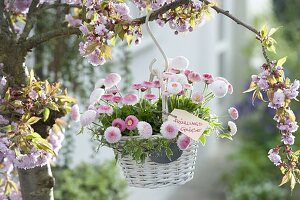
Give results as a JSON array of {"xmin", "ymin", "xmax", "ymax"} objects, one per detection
[
  {"xmin": 4, "ymin": 11, "xmax": 17, "ymax": 39},
  {"xmin": 132, "ymin": 0, "xmax": 259, "ymax": 35},
  {"xmin": 38, "ymin": 3, "xmax": 82, "ymax": 13},
  {"xmin": 132, "ymin": 0, "xmax": 190, "ymax": 24},
  {"xmin": 203, "ymin": 0, "xmax": 259, "ymax": 35},
  {"xmin": 23, "ymin": 27, "xmax": 81, "ymax": 50},
  {"xmin": 19, "ymin": 0, "xmax": 40, "ymax": 42}
]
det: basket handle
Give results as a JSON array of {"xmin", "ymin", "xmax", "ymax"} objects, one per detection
[{"xmin": 145, "ymin": 12, "xmax": 169, "ymax": 122}]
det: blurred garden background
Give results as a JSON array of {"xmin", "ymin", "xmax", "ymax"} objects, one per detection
[{"xmin": 25, "ymin": 0, "xmax": 300, "ymax": 199}]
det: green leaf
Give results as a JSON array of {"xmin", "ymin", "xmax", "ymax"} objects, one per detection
[
  {"xmin": 243, "ymin": 81, "xmax": 257, "ymax": 93},
  {"xmin": 218, "ymin": 133, "xmax": 233, "ymax": 140},
  {"xmin": 279, "ymin": 172, "xmax": 290, "ymax": 187},
  {"xmin": 47, "ymin": 102, "xmax": 59, "ymax": 111},
  {"xmin": 291, "ymin": 174, "xmax": 296, "ymax": 191},
  {"xmin": 43, "ymin": 108, "xmax": 50, "ymax": 122},
  {"xmin": 277, "ymin": 56, "xmax": 287, "ymax": 67},
  {"xmin": 84, "ymin": 41, "xmax": 98, "ymax": 55},
  {"xmin": 268, "ymin": 27, "xmax": 280, "ymax": 37},
  {"xmin": 0, "ymin": 125, "xmax": 12, "ymax": 132},
  {"xmin": 27, "ymin": 116, "xmax": 41, "ymax": 125},
  {"xmin": 199, "ymin": 134, "xmax": 206, "ymax": 146},
  {"xmin": 267, "ymin": 44, "xmax": 276, "ymax": 54},
  {"xmin": 26, "ymin": 132, "xmax": 42, "ymax": 140}
]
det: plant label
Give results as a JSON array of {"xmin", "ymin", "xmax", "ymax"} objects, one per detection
[{"xmin": 168, "ymin": 109, "xmax": 210, "ymax": 141}]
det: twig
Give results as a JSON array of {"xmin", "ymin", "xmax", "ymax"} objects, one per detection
[
  {"xmin": 23, "ymin": 27, "xmax": 81, "ymax": 50},
  {"xmin": 18, "ymin": 0, "xmax": 40, "ymax": 42},
  {"xmin": 202, "ymin": 0, "xmax": 259, "ymax": 35},
  {"xmin": 4, "ymin": 11, "xmax": 17, "ymax": 39},
  {"xmin": 262, "ymin": 46, "xmax": 271, "ymax": 64},
  {"xmin": 132, "ymin": 0, "xmax": 190, "ymax": 24},
  {"xmin": 36, "ymin": 3, "xmax": 82, "ymax": 14}
]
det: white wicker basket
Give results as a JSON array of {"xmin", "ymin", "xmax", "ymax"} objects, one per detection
[{"xmin": 117, "ymin": 137, "xmax": 199, "ymax": 188}]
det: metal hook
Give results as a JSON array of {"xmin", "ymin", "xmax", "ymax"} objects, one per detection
[{"xmin": 146, "ymin": 12, "xmax": 169, "ymax": 72}]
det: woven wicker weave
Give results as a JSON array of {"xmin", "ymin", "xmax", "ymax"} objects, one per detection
[{"xmin": 117, "ymin": 137, "xmax": 199, "ymax": 188}]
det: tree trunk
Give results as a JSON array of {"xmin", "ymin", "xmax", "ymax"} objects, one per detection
[{"xmin": 18, "ymin": 163, "xmax": 55, "ymax": 200}]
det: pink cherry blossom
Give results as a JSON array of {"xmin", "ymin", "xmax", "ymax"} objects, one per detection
[
  {"xmin": 177, "ymin": 134, "xmax": 191, "ymax": 150},
  {"xmin": 28, "ymin": 90, "xmax": 38, "ymax": 100},
  {"xmin": 125, "ymin": 115, "xmax": 139, "ymax": 130},
  {"xmin": 70, "ymin": 104, "xmax": 80, "ymax": 122},
  {"xmin": 228, "ymin": 107, "xmax": 239, "ymax": 120},
  {"xmin": 112, "ymin": 118, "xmax": 126, "ymax": 132},
  {"xmin": 160, "ymin": 121, "xmax": 179, "ymax": 139},
  {"xmin": 104, "ymin": 127, "xmax": 122, "ymax": 143},
  {"xmin": 123, "ymin": 94, "xmax": 139, "ymax": 105},
  {"xmin": 137, "ymin": 121, "xmax": 153, "ymax": 139}
]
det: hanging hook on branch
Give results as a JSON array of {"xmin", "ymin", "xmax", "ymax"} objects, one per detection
[{"xmin": 145, "ymin": 12, "xmax": 169, "ymax": 72}]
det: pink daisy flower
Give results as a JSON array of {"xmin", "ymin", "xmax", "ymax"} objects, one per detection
[
  {"xmin": 228, "ymin": 107, "xmax": 239, "ymax": 120},
  {"xmin": 112, "ymin": 118, "xmax": 126, "ymax": 132},
  {"xmin": 188, "ymin": 72, "xmax": 201, "ymax": 82},
  {"xmin": 209, "ymin": 80, "xmax": 228, "ymax": 98},
  {"xmin": 192, "ymin": 92, "xmax": 204, "ymax": 103},
  {"xmin": 177, "ymin": 134, "xmax": 191, "ymax": 150},
  {"xmin": 160, "ymin": 121, "xmax": 179, "ymax": 139},
  {"xmin": 112, "ymin": 96, "xmax": 123, "ymax": 103},
  {"xmin": 184, "ymin": 69, "xmax": 192, "ymax": 77},
  {"xmin": 137, "ymin": 121, "xmax": 153, "ymax": 139},
  {"xmin": 101, "ymin": 93, "xmax": 113, "ymax": 101},
  {"xmin": 153, "ymin": 80, "xmax": 161, "ymax": 88},
  {"xmin": 131, "ymin": 83, "xmax": 142, "ymax": 90},
  {"xmin": 104, "ymin": 73, "xmax": 121, "ymax": 89},
  {"xmin": 228, "ymin": 84, "xmax": 234, "ymax": 94},
  {"xmin": 97, "ymin": 105, "xmax": 113, "ymax": 114},
  {"xmin": 142, "ymin": 81, "xmax": 154, "ymax": 88},
  {"xmin": 125, "ymin": 115, "xmax": 139, "ymax": 130},
  {"xmin": 89, "ymin": 88, "xmax": 105, "ymax": 104},
  {"xmin": 106, "ymin": 88, "xmax": 119, "ymax": 94},
  {"xmin": 167, "ymin": 81, "xmax": 182, "ymax": 94},
  {"xmin": 123, "ymin": 94, "xmax": 139, "ymax": 105},
  {"xmin": 183, "ymin": 83, "xmax": 193, "ymax": 90},
  {"xmin": 169, "ymin": 68, "xmax": 181, "ymax": 74},
  {"xmin": 80, "ymin": 110, "xmax": 97, "ymax": 126},
  {"xmin": 144, "ymin": 93, "xmax": 157, "ymax": 101},
  {"xmin": 162, "ymin": 72, "xmax": 175, "ymax": 79},
  {"xmin": 169, "ymin": 56, "xmax": 189, "ymax": 70},
  {"xmin": 70, "ymin": 104, "xmax": 80, "ymax": 122},
  {"xmin": 104, "ymin": 127, "xmax": 122, "ymax": 143},
  {"xmin": 202, "ymin": 73, "xmax": 214, "ymax": 84},
  {"xmin": 94, "ymin": 79, "xmax": 105, "ymax": 89}
]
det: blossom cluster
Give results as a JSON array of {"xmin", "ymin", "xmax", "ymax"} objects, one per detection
[
  {"xmin": 133, "ymin": 0, "xmax": 210, "ymax": 34},
  {"xmin": 247, "ymin": 59, "xmax": 299, "ymax": 187},
  {"xmin": 80, "ymin": 56, "xmax": 238, "ymax": 162},
  {"xmin": 0, "ymin": 70, "xmax": 77, "ymax": 198}
]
